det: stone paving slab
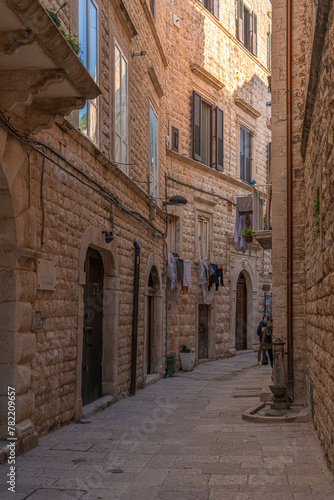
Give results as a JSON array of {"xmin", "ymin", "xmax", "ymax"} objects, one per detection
[{"xmin": 1, "ymin": 352, "xmax": 334, "ymax": 499}]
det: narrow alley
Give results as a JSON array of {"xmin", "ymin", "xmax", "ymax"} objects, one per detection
[{"xmin": 1, "ymin": 353, "xmax": 333, "ymax": 500}]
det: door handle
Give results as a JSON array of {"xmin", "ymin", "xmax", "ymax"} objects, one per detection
[{"xmin": 86, "ymin": 343, "xmax": 94, "ymax": 347}]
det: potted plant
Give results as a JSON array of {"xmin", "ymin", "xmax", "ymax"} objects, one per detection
[
  {"xmin": 242, "ymin": 226, "xmax": 254, "ymax": 243},
  {"xmin": 180, "ymin": 345, "xmax": 196, "ymax": 372}
]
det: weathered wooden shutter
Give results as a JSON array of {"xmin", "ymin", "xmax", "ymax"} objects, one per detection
[
  {"xmin": 252, "ymin": 12, "xmax": 257, "ymax": 56},
  {"xmin": 216, "ymin": 107, "xmax": 224, "ymax": 171},
  {"xmin": 212, "ymin": 0, "xmax": 219, "ymax": 19},
  {"xmin": 240, "ymin": 126, "xmax": 245, "ymax": 180},
  {"xmin": 245, "ymin": 129, "xmax": 251, "ymax": 183},
  {"xmin": 203, "ymin": 220, "xmax": 208, "ymax": 259},
  {"xmin": 238, "ymin": 0, "xmax": 244, "ymax": 43},
  {"xmin": 193, "ymin": 91, "xmax": 202, "ymax": 161}
]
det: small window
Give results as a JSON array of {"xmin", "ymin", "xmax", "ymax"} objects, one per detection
[
  {"xmin": 78, "ymin": 0, "xmax": 99, "ymax": 144},
  {"xmin": 240, "ymin": 125, "xmax": 252, "ymax": 183},
  {"xmin": 216, "ymin": 108, "xmax": 224, "ymax": 171},
  {"xmin": 149, "ymin": 103, "xmax": 159, "ymax": 202},
  {"xmin": 171, "ymin": 127, "xmax": 179, "ymax": 153},
  {"xmin": 237, "ymin": 1, "xmax": 257, "ymax": 56},
  {"xmin": 198, "ymin": 0, "xmax": 219, "ymax": 19},
  {"xmin": 192, "ymin": 92, "xmax": 212, "ymax": 167},
  {"xmin": 192, "ymin": 92, "xmax": 224, "ymax": 171},
  {"xmin": 167, "ymin": 215, "xmax": 179, "ymax": 254},
  {"xmin": 114, "ymin": 43, "xmax": 128, "ymax": 173},
  {"xmin": 198, "ymin": 217, "xmax": 209, "ymax": 259}
]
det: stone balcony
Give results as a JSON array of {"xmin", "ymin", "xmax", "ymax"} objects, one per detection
[
  {"xmin": 0, "ymin": 0, "xmax": 101, "ymax": 135},
  {"xmin": 253, "ymin": 229, "xmax": 272, "ymax": 250}
]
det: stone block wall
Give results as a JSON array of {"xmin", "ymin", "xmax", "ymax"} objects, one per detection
[
  {"xmin": 0, "ymin": 0, "xmax": 272, "ymax": 445},
  {"xmin": 0, "ymin": 0, "xmax": 168, "ymax": 440},
  {"xmin": 271, "ymin": 0, "xmax": 313, "ymax": 396},
  {"xmin": 164, "ymin": 0, "xmax": 272, "ymax": 365},
  {"xmin": 302, "ymin": 2, "xmax": 334, "ymax": 473},
  {"xmin": 272, "ymin": 0, "xmax": 334, "ymax": 474}
]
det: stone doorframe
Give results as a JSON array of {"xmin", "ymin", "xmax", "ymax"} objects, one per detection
[
  {"xmin": 74, "ymin": 226, "xmax": 120, "ymax": 420},
  {"xmin": 143, "ymin": 253, "xmax": 163, "ymax": 381},
  {"xmin": 195, "ymin": 297, "xmax": 216, "ymax": 362},
  {"xmin": 0, "ymin": 132, "xmax": 38, "ymax": 451},
  {"xmin": 230, "ymin": 259, "xmax": 258, "ymax": 352}
]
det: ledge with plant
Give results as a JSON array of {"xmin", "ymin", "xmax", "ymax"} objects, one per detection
[
  {"xmin": 46, "ymin": 3, "xmax": 81, "ymax": 57},
  {"xmin": 242, "ymin": 226, "xmax": 254, "ymax": 243}
]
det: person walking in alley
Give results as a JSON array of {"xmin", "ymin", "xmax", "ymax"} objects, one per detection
[
  {"xmin": 257, "ymin": 315, "xmax": 269, "ymax": 365},
  {"xmin": 262, "ymin": 319, "xmax": 273, "ymax": 368}
]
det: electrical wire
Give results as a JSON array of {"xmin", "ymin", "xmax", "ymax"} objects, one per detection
[
  {"xmin": 0, "ymin": 113, "xmax": 166, "ymax": 240},
  {"xmin": 166, "ymin": 175, "xmax": 236, "ymax": 205}
]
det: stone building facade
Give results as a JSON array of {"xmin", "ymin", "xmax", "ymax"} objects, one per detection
[
  {"xmin": 164, "ymin": 0, "xmax": 272, "ymax": 365},
  {"xmin": 272, "ymin": 0, "xmax": 334, "ymax": 473},
  {"xmin": 0, "ymin": 0, "xmax": 167, "ymax": 452},
  {"xmin": 0, "ymin": 0, "xmax": 271, "ymax": 455}
]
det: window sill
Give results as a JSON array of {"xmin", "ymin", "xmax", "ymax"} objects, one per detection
[{"xmin": 167, "ymin": 149, "xmax": 253, "ymax": 193}]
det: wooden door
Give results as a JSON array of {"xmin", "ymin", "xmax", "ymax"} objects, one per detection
[
  {"xmin": 198, "ymin": 304, "xmax": 209, "ymax": 359},
  {"xmin": 236, "ymin": 275, "xmax": 247, "ymax": 350},
  {"xmin": 82, "ymin": 249, "xmax": 104, "ymax": 406}
]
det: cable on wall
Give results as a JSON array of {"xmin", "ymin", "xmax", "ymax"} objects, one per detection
[{"xmin": 0, "ymin": 113, "xmax": 166, "ymax": 241}]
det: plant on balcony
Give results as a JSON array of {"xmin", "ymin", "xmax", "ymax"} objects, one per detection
[
  {"xmin": 242, "ymin": 226, "xmax": 254, "ymax": 243},
  {"xmin": 46, "ymin": 3, "xmax": 81, "ymax": 57}
]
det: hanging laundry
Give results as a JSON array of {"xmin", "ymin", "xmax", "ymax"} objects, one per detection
[
  {"xmin": 183, "ymin": 260, "xmax": 192, "ymax": 287},
  {"xmin": 208, "ymin": 264, "xmax": 219, "ymax": 291},
  {"xmin": 176, "ymin": 258, "xmax": 184, "ymax": 283},
  {"xmin": 201, "ymin": 284, "xmax": 214, "ymax": 305},
  {"xmin": 234, "ymin": 208, "xmax": 247, "ymax": 253},
  {"xmin": 252, "ymin": 186, "xmax": 264, "ymax": 231},
  {"xmin": 175, "ymin": 258, "xmax": 184, "ymax": 291},
  {"xmin": 167, "ymin": 253, "xmax": 176, "ymax": 290},
  {"xmin": 198, "ymin": 258, "xmax": 208, "ymax": 285},
  {"xmin": 236, "ymin": 195, "xmax": 253, "ymax": 214},
  {"xmin": 217, "ymin": 265, "xmax": 224, "ymax": 287}
]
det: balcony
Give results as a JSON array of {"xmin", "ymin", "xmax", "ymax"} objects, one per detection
[{"xmin": 0, "ymin": 0, "xmax": 101, "ymax": 135}]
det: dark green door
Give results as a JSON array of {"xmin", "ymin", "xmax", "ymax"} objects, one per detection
[{"xmin": 82, "ymin": 248, "xmax": 104, "ymax": 406}]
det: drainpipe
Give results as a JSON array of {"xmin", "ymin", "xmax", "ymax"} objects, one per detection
[
  {"xmin": 130, "ymin": 241, "xmax": 140, "ymax": 396},
  {"xmin": 286, "ymin": 0, "xmax": 294, "ymax": 400},
  {"xmin": 164, "ymin": 174, "xmax": 169, "ymax": 377}
]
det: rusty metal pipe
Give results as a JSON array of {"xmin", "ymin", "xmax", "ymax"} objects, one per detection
[{"xmin": 286, "ymin": 0, "xmax": 294, "ymax": 400}]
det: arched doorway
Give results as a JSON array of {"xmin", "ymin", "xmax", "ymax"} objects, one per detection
[
  {"xmin": 82, "ymin": 248, "xmax": 104, "ymax": 405},
  {"xmin": 235, "ymin": 272, "xmax": 247, "ymax": 350},
  {"xmin": 0, "ymin": 163, "xmax": 17, "ymax": 438}
]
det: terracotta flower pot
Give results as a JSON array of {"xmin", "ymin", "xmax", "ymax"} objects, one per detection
[{"xmin": 245, "ymin": 235, "xmax": 253, "ymax": 243}]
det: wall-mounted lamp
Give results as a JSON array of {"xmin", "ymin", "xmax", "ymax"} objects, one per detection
[
  {"xmin": 132, "ymin": 50, "xmax": 146, "ymax": 57},
  {"xmin": 163, "ymin": 195, "xmax": 188, "ymax": 207},
  {"xmin": 102, "ymin": 231, "xmax": 114, "ymax": 243}
]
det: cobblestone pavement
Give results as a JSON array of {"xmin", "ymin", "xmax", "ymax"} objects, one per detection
[{"xmin": 1, "ymin": 352, "xmax": 334, "ymax": 499}]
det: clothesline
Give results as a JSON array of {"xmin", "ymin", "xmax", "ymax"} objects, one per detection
[{"xmin": 167, "ymin": 253, "xmax": 225, "ymax": 303}]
